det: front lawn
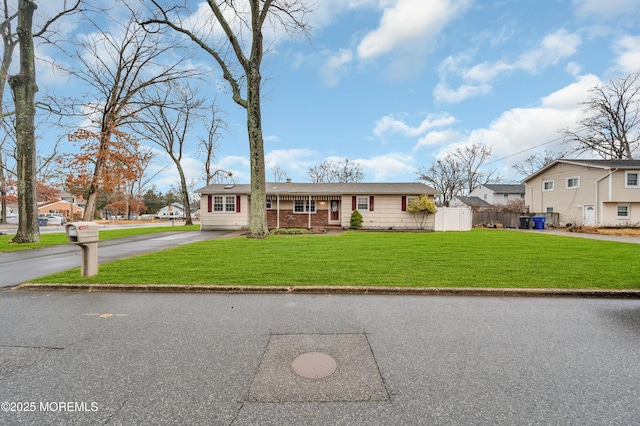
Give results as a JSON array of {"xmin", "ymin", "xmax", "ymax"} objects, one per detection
[{"xmin": 31, "ymin": 230, "xmax": 640, "ymax": 289}]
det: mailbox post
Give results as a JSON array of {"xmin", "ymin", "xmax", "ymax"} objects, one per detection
[{"xmin": 65, "ymin": 222, "xmax": 99, "ymax": 277}]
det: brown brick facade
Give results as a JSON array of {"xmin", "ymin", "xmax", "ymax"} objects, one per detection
[{"xmin": 267, "ymin": 209, "xmax": 329, "ymax": 229}]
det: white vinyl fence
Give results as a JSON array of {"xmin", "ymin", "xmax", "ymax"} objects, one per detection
[{"xmin": 434, "ymin": 207, "xmax": 472, "ymax": 231}]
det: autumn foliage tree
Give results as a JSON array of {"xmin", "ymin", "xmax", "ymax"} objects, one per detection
[{"xmin": 64, "ymin": 128, "xmax": 145, "ymax": 219}]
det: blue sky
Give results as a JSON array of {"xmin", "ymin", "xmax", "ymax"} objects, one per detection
[{"xmin": 26, "ymin": 0, "xmax": 640, "ymax": 191}]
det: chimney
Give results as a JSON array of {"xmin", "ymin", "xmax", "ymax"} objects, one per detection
[{"xmin": 286, "ymin": 178, "xmax": 292, "ymax": 183}]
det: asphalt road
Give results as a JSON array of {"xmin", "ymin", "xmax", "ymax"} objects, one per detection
[
  {"xmin": 0, "ymin": 291, "xmax": 639, "ymax": 425},
  {"xmin": 0, "ymin": 231, "xmax": 231, "ymax": 288}
]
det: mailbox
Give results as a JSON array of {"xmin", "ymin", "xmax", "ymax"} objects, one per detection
[
  {"xmin": 66, "ymin": 222, "xmax": 99, "ymax": 244},
  {"xmin": 65, "ymin": 221, "xmax": 99, "ymax": 277}
]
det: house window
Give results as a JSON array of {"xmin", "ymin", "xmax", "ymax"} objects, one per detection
[
  {"xmin": 626, "ymin": 172, "xmax": 639, "ymax": 187},
  {"xmin": 214, "ymin": 195, "xmax": 236, "ymax": 212},
  {"xmin": 225, "ymin": 196, "xmax": 236, "ymax": 212},
  {"xmin": 618, "ymin": 204, "xmax": 630, "ymax": 217},
  {"xmin": 266, "ymin": 199, "xmax": 272, "ymax": 209},
  {"xmin": 503, "ymin": 194, "xmax": 508, "ymax": 199},
  {"xmin": 543, "ymin": 180, "xmax": 554, "ymax": 191},
  {"xmin": 546, "ymin": 206, "xmax": 554, "ymax": 213},
  {"xmin": 357, "ymin": 196, "xmax": 370, "ymax": 211},
  {"xmin": 566, "ymin": 177, "xmax": 580, "ymax": 189},
  {"xmin": 294, "ymin": 199, "xmax": 315, "ymax": 213}
]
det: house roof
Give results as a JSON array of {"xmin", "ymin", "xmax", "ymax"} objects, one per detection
[
  {"xmin": 522, "ymin": 159, "xmax": 640, "ymax": 183},
  {"xmin": 454, "ymin": 196, "xmax": 492, "ymax": 207},
  {"xmin": 481, "ymin": 184, "xmax": 525, "ymax": 194},
  {"xmin": 196, "ymin": 182, "xmax": 437, "ymax": 195},
  {"xmin": 37, "ymin": 200, "xmax": 84, "ymax": 211}
]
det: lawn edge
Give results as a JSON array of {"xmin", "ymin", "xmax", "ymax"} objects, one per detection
[{"xmin": 13, "ymin": 283, "xmax": 640, "ymax": 298}]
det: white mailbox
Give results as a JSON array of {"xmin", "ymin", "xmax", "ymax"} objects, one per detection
[
  {"xmin": 65, "ymin": 221, "xmax": 99, "ymax": 277},
  {"xmin": 66, "ymin": 222, "xmax": 99, "ymax": 244}
]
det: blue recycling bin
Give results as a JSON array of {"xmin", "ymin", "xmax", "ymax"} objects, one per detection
[{"xmin": 532, "ymin": 216, "xmax": 546, "ymax": 230}]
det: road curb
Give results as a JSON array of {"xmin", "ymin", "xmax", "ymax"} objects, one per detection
[{"xmin": 12, "ymin": 283, "xmax": 640, "ymax": 298}]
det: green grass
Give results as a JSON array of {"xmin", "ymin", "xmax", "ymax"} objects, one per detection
[
  {"xmin": 31, "ymin": 229, "xmax": 640, "ymax": 290},
  {"xmin": 0, "ymin": 225, "xmax": 199, "ymax": 252}
]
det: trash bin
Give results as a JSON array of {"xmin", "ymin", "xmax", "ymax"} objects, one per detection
[
  {"xmin": 532, "ymin": 216, "xmax": 546, "ymax": 230},
  {"xmin": 38, "ymin": 218, "xmax": 48, "ymax": 226},
  {"xmin": 519, "ymin": 216, "xmax": 531, "ymax": 229}
]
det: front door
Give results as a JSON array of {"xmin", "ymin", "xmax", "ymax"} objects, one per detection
[
  {"xmin": 330, "ymin": 200, "xmax": 340, "ymax": 222},
  {"xmin": 583, "ymin": 204, "xmax": 595, "ymax": 226}
]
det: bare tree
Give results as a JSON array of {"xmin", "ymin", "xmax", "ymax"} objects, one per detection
[
  {"xmin": 453, "ymin": 142, "xmax": 501, "ymax": 193},
  {"xmin": 562, "ymin": 72, "xmax": 640, "ymax": 160},
  {"xmin": 3, "ymin": 0, "xmax": 82, "ymax": 243},
  {"xmin": 417, "ymin": 156, "xmax": 464, "ymax": 207},
  {"xmin": 270, "ymin": 164, "xmax": 289, "ymax": 182},
  {"xmin": 308, "ymin": 158, "xmax": 364, "ymax": 183},
  {"xmin": 136, "ymin": 82, "xmax": 204, "ymax": 226},
  {"xmin": 199, "ymin": 102, "xmax": 233, "ymax": 185},
  {"xmin": 58, "ymin": 13, "xmax": 197, "ymax": 221},
  {"xmin": 143, "ymin": 0, "xmax": 313, "ymax": 238},
  {"xmin": 512, "ymin": 149, "xmax": 566, "ymax": 178}
]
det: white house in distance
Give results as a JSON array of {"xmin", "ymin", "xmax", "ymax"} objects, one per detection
[
  {"xmin": 522, "ymin": 159, "xmax": 640, "ymax": 226},
  {"xmin": 468, "ymin": 184, "xmax": 525, "ymax": 205},
  {"xmin": 196, "ymin": 182, "xmax": 441, "ymax": 231},
  {"xmin": 155, "ymin": 202, "xmax": 187, "ymax": 219}
]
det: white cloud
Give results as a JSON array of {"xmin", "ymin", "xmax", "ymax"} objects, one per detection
[
  {"xmin": 374, "ymin": 113, "xmax": 457, "ymax": 139},
  {"xmin": 357, "ymin": 0, "xmax": 467, "ymax": 60},
  {"xmin": 414, "ymin": 129, "xmax": 461, "ymax": 151},
  {"xmin": 434, "ymin": 75, "xmax": 599, "ymax": 175},
  {"xmin": 516, "ymin": 29, "xmax": 582, "ymax": 73},
  {"xmin": 574, "ymin": 0, "xmax": 640, "ymax": 21},
  {"xmin": 435, "ymin": 29, "xmax": 582, "ymax": 103},
  {"xmin": 614, "ymin": 35, "xmax": 640, "ymax": 74},
  {"xmin": 356, "ymin": 152, "xmax": 416, "ymax": 180},
  {"xmin": 433, "ymin": 82, "xmax": 492, "ymax": 104},
  {"xmin": 319, "ymin": 49, "xmax": 354, "ymax": 86}
]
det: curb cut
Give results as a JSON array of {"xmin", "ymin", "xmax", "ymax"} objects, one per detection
[{"xmin": 13, "ymin": 283, "xmax": 640, "ymax": 298}]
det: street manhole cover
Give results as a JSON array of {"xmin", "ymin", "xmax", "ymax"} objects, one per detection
[{"xmin": 291, "ymin": 352, "xmax": 337, "ymax": 380}]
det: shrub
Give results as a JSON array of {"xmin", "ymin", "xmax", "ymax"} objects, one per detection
[
  {"xmin": 407, "ymin": 195, "xmax": 437, "ymax": 229},
  {"xmin": 350, "ymin": 209, "xmax": 363, "ymax": 229}
]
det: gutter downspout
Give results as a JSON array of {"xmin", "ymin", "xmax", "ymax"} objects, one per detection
[
  {"xmin": 595, "ymin": 168, "xmax": 617, "ymax": 226},
  {"xmin": 308, "ymin": 195, "xmax": 311, "ymax": 229},
  {"xmin": 276, "ymin": 193, "xmax": 280, "ymax": 229}
]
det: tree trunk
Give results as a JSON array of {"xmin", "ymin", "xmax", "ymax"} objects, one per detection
[
  {"xmin": 175, "ymin": 161, "xmax": 193, "ymax": 226},
  {"xmin": 0, "ymin": 151, "xmax": 6, "ymax": 224},
  {"xmin": 82, "ymin": 132, "xmax": 110, "ymax": 221},
  {"xmin": 246, "ymin": 63, "xmax": 268, "ymax": 238},
  {"xmin": 8, "ymin": 0, "xmax": 39, "ymax": 243}
]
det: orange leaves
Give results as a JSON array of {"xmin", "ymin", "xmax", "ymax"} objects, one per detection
[{"xmin": 65, "ymin": 127, "xmax": 146, "ymax": 196}]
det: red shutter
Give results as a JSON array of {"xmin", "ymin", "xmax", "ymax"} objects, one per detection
[
  {"xmin": 401, "ymin": 196, "xmax": 407, "ymax": 211},
  {"xmin": 369, "ymin": 196, "xmax": 374, "ymax": 211},
  {"xmin": 236, "ymin": 195, "xmax": 241, "ymax": 213},
  {"xmin": 352, "ymin": 196, "xmax": 356, "ymax": 210},
  {"xmin": 207, "ymin": 195, "xmax": 212, "ymax": 213}
]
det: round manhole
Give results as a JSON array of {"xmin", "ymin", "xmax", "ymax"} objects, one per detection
[{"xmin": 291, "ymin": 352, "xmax": 337, "ymax": 380}]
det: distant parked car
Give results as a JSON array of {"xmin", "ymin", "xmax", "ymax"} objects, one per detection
[
  {"xmin": 5, "ymin": 215, "xmax": 18, "ymax": 224},
  {"xmin": 38, "ymin": 214, "xmax": 66, "ymax": 226}
]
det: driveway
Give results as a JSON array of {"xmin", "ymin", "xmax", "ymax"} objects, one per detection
[{"xmin": 0, "ymin": 231, "xmax": 232, "ymax": 288}]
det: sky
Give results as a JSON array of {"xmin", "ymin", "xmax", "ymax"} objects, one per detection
[{"xmin": 22, "ymin": 0, "xmax": 640, "ymax": 192}]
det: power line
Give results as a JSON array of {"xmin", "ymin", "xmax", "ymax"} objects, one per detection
[{"xmin": 483, "ymin": 126, "xmax": 587, "ymax": 166}]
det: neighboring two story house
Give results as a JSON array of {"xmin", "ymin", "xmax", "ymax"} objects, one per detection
[{"xmin": 522, "ymin": 159, "xmax": 640, "ymax": 226}]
